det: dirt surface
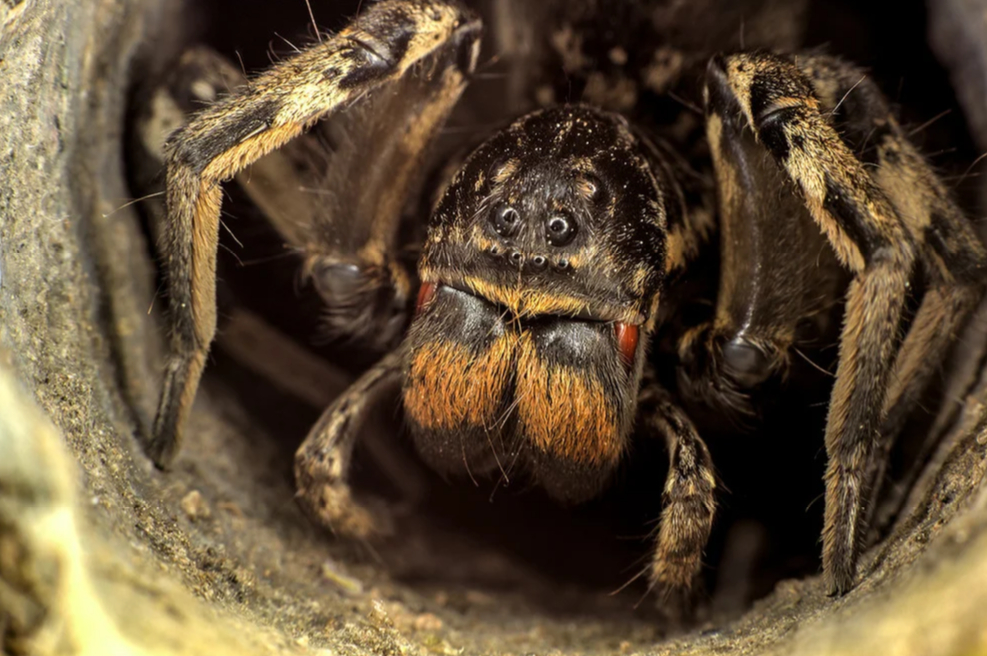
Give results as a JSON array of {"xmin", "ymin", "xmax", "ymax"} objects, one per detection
[{"xmin": 3, "ymin": 1, "xmax": 987, "ymax": 655}]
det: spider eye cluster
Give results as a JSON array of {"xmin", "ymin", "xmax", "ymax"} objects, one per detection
[{"xmin": 487, "ymin": 203, "xmax": 579, "ymax": 247}]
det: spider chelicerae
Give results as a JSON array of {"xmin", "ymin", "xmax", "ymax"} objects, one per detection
[{"xmin": 138, "ymin": 0, "xmax": 987, "ymax": 606}]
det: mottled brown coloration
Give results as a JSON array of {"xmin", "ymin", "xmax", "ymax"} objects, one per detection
[
  {"xmin": 294, "ymin": 347, "xmax": 407, "ymax": 537},
  {"xmin": 637, "ymin": 378, "xmax": 716, "ymax": 599},
  {"xmin": 458, "ymin": 275, "xmax": 646, "ymax": 324}
]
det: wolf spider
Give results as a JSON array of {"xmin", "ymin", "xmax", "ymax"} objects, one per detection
[{"xmin": 142, "ymin": 0, "xmax": 987, "ymax": 602}]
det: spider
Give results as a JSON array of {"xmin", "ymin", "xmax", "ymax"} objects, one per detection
[{"xmin": 140, "ymin": 0, "xmax": 987, "ymax": 603}]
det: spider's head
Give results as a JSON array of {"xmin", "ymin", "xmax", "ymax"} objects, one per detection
[{"xmin": 402, "ymin": 105, "xmax": 669, "ymax": 500}]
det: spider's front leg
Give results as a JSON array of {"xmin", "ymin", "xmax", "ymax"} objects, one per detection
[
  {"xmin": 675, "ymin": 69, "xmax": 845, "ymax": 417},
  {"xmin": 148, "ymin": 0, "xmax": 482, "ymax": 467},
  {"xmin": 294, "ymin": 345, "xmax": 406, "ymax": 537},
  {"xmin": 703, "ymin": 52, "xmax": 987, "ymax": 594},
  {"xmin": 637, "ymin": 372, "xmax": 716, "ymax": 606}
]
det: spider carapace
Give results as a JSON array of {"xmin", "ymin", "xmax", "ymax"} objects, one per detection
[{"xmin": 140, "ymin": 0, "xmax": 987, "ymax": 606}]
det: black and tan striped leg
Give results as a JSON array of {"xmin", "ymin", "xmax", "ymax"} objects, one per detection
[
  {"xmin": 677, "ymin": 57, "xmax": 846, "ymax": 416},
  {"xmin": 148, "ymin": 0, "xmax": 481, "ymax": 466},
  {"xmin": 140, "ymin": 44, "xmax": 459, "ymax": 350},
  {"xmin": 705, "ymin": 52, "xmax": 924, "ymax": 595},
  {"xmin": 134, "ymin": 45, "xmax": 434, "ymax": 349},
  {"xmin": 638, "ymin": 375, "xmax": 716, "ymax": 603},
  {"xmin": 798, "ymin": 54, "xmax": 987, "ymax": 533},
  {"xmin": 797, "ymin": 55, "xmax": 987, "ymax": 430},
  {"xmin": 702, "ymin": 52, "xmax": 986, "ymax": 590},
  {"xmin": 294, "ymin": 344, "xmax": 407, "ymax": 537}
]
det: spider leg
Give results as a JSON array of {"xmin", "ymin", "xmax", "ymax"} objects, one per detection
[
  {"xmin": 793, "ymin": 55, "xmax": 987, "ymax": 427},
  {"xmin": 677, "ymin": 68, "xmax": 845, "ymax": 417},
  {"xmin": 135, "ymin": 46, "xmax": 421, "ymax": 341},
  {"xmin": 294, "ymin": 345, "xmax": 406, "ymax": 537},
  {"xmin": 704, "ymin": 51, "xmax": 937, "ymax": 595},
  {"xmin": 134, "ymin": 47, "xmax": 330, "ymax": 259},
  {"xmin": 148, "ymin": 1, "xmax": 481, "ymax": 466},
  {"xmin": 149, "ymin": 48, "xmax": 348, "ymax": 255},
  {"xmin": 796, "ymin": 55, "xmax": 987, "ymax": 536},
  {"xmin": 638, "ymin": 373, "xmax": 716, "ymax": 602}
]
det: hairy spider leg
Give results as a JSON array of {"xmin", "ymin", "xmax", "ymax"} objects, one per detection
[
  {"xmin": 705, "ymin": 51, "xmax": 986, "ymax": 595},
  {"xmin": 295, "ymin": 345, "xmax": 407, "ymax": 537},
  {"xmin": 636, "ymin": 370, "xmax": 717, "ymax": 604},
  {"xmin": 797, "ymin": 54, "xmax": 987, "ymax": 541},
  {"xmin": 149, "ymin": 0, "xmax": 481, "ymax": 466}
]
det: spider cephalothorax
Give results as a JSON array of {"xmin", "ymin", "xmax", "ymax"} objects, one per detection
[{"xmin": 138, "ymin": 0, "xmax": 987, "ymax": 607}]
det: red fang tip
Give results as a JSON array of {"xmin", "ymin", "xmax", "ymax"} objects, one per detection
[
  {"xmin": 415, "ymin": 281, "xmax": 437, "ymax": 316},
  {"xmin": 615, "ymin": 322, "xmax": 639, "ymax": 368}
]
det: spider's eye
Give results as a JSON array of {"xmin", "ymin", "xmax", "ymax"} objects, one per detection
[
  {"xmin": 546, "ymin": 213, "xmax": 577, "ymax": 247},
  {"xmin": 490, "ymin": 204, "xmax": 521, "ymax": 237}
]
